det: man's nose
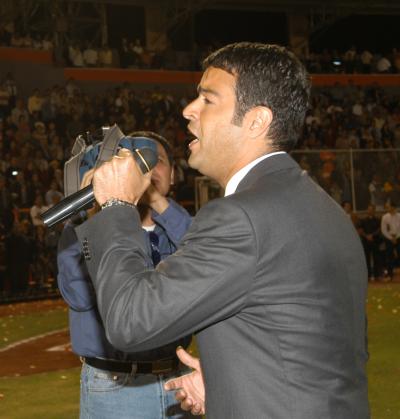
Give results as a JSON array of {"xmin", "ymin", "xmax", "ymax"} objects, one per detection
[{"xmin": 182, "ymin": 98, "xmax": 199, "ymax": 121}]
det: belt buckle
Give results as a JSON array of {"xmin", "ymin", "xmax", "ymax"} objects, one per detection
[{"xmin": 152, "ymin": 359, "xmax": 173, "ymax": 374}]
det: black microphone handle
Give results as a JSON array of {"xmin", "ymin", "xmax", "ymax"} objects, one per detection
[
  {"xmin": 41, "ymin": 147, "xmax": 158, "ymax": 228},
  {"xmin": 42, "ymin": 185, "xmax": 95, "ymax": 228}
]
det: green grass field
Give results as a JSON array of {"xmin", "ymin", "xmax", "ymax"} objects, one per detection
[
  {"xmin": 0, "ymin": 307, "xmax": 68, "ymax": 349},
  {"xmin": 366, "ymin": 284, "xmax": 400, "ymax": 419},
  {"xmin": 0, "ymin": 284, "xmax": 399, "ymax": 418}
]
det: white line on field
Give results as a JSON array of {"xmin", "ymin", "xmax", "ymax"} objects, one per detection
[
  {"xmin": 0, "ymin": 328, "xmax": 68, "ymax": 352},
  {"xmin": 46, "ymin": 342, "xmax": 71, "ymax": 352}
]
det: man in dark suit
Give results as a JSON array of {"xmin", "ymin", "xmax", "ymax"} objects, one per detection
[{"xmin": 76, "ymin": 43, "xmax": 369, "ymax": 418}]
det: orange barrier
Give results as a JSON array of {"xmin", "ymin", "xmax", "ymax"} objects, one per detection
[
  {"xmin": 0, "ymin": 47, "xmax": 53, "ymax": 64},
  {"xmin": 311, "ymin": 74, "xmax": 400, "ymax": 86},
  {"xmin": 64, "ymin": 67, "xmax": 203, "ymax": 84},
  {"xmin": 1, "ymin": 47, "xmax": 399, "ymax": 86},
  {"xmin": 64, "ymin": 68, "xmax": 400, "ymax": 86}
]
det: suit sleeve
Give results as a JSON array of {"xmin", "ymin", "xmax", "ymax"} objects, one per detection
[
  {"xmin": 151, "ymin": 199, "xmax": 192, "ymax": 247},
  {"xmin": 57, "ymin": 223, "xmax": 96, "ymax": 311},
  {"xmin": 75, "ymin": 197, "xmax": 257, "ymax": 352}
]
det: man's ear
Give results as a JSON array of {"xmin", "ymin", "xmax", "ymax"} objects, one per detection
[{"xmin": 246, "ymin": 106, "xmax": 273, "ymax": 139}]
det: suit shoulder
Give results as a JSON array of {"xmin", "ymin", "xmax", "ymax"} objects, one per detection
[{"xmin": 188, "ymin": 196, "xmax": 256, "ymax": 241}]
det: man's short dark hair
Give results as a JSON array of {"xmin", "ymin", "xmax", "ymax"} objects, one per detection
[
  {"xmin": 129, "ymin": 130, "xmax": 174, "ymax": 165},
  {"xmin": 203, "ymin": 42, "xmax": 311, "ymax": 152}
]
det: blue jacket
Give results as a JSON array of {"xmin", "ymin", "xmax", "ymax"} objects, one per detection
[{"xmin": 57, "ymin": 199, "xmax": 192, "ymax": 361}]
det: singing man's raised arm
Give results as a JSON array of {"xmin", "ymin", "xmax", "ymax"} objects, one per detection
[{"xmin": 75, "ymin": 196, "xmax": 256, "ymax": 352}]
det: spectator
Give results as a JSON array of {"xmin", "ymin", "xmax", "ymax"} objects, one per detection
[
  {"xmin": 352, "ymin": 100, "xmax": 363, "ymax": 118},
  {"xmin": 342, "ymin": 200, "xmax": 360, "ymax": 227},
  {"xmin": 52, "ymin": 168, "xmax": 64, "ymax": 192},
  {"xmin": 41, "ymin": 34, "xmax": 53, "ymax": 51},
  {"xmin": 376, "ymin": 55, "xmax": 392, "ymax": 73},
  {"xmin": 359, "ymin": 204, "xmax": 383, "ymax": 281},
  {"xmin": 119, "ymin": 37, "xmax": 130, "ymax": 68},
  {"xmin": 5, "ymin": 157, "xmax": 21, "ymax": 180},
  {"xmin": 31, "ymin": 225, "xmax": 52, "ymax": 289},
  {"xmin": 83, "ymin": 42, "xmax": 98, "ymax": 67},
  {"xmin": 132, "ymin": 38, "xmax": 144, "ymax": 56},
  {"xmin": 72, "ymin": 45, "xmax": 84, "ymax": 67},
  {"xmin": 381, "ymin": 201, "xmax": 400, "ymax": 280},
  {"xmin": 369, "ymin": 174, "xmax": 387, "ymax": 210},
  {"xmin": 15, "ymin": 114, "xmax": 31, "ymax": 142},
  {"xmin": 30, "ymin": 195, "xmax": 49, "ymax": 226},
  {"xmin": 343, "ymin": 46, "xmax": 357, "ymax": 73},
  {"xmin": 98, "ymin": 44, "xmax": 113, "ymax": 67},
  {"xmin": 48, "ymin": 135, "xmax": 64, "ymax": 161},
  {"xmin": 66, "ymin": 113, "xmax": 85, "ymax": 140},
  {"xmin": 22, "ymin": 33, "xmax": 33, "ymax": 48},
  {"xmin": 0, "ymin": 82, "xmax": 10, "ymax": 118},
  {"xmin": 41, "ymin": 98, "xmax": 56, "ymax": 124},
  {"xmin": 32, "ymin": 121, "xmax": 48, "ymax": 150},
  {"xmin": 10, "ymin": 99, "xmax": 29, "ymax": 126},
  {"xmin": 10, "ymin": 32, "xmax": 23, "ymax": 48},
  {"xmin": 68, "ymin": 43, "xmax": 83, "ymax": 67},
  {"xmin": 392, "ymin": 48, "xmax": 400, "ymax": 73},
  {"xmin": 45, "ymin": 180, "xmax": 64, "ymax": 206},
  {"xmin": 4, "ymin": 73, "xmax": 17, "ymax": 109},
  {"xmin": 0, "ymin": 176, "xmax": 14, "ymax": 233},
  {"xmin": 32, "ymin": 33, "xmax": 43, "ymax": 50},
  {"xmin": 9, "ymin": 171, "xmax": 35, "ymax": 207},
  {"xmin": 27, "ymin": 89, "xmax": 43, "ymax": 115}
]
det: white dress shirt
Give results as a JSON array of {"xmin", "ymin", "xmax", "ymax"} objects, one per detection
[
  {"xmin": 224, "ymin": 152, "xmax": 286, "ymax": 197},
  {"xmin": 381, "ymin": 211, "xmax": 400, "ymax": 240}
]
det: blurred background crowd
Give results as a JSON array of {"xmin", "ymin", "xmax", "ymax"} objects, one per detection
[
  {"xmin": 1, "ymin": 0, "xmax": 400, "ymax": 302},
  {"xmin": 1, "ymin": 26, "xmax": 400, "ymax": 74}
]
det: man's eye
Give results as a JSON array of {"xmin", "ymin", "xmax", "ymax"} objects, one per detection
[{"xmin": 201, "ymin": 96, "xmax": 212, "ymax": 105}]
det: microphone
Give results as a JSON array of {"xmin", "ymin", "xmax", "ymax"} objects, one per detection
[{"xmin": 41, "ymin": 147, "xmax": 158, "ymax": 228}]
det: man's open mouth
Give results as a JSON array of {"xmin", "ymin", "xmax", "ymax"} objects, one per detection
[{"xmin": 187, "ymin": 131, "xmax": 199, "ymax": 148}]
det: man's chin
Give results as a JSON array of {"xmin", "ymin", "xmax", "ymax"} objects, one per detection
[{"xmin": 188, "ymin": 153, "xmax": 200, "ymax": 170}]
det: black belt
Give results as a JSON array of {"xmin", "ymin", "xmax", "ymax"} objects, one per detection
[{"xmin": 83, "ymin": 356, "xmax": 179, "ymax": 374}]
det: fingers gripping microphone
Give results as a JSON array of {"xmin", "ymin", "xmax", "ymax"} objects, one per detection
[{"xmin": 41, "ymin": 148, "xmax": 158, "ymax": 228}]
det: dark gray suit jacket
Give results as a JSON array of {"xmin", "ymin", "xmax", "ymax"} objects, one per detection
[{"xmin": 76, "ymin": 153, "xmax": 369, "ymax": 419}]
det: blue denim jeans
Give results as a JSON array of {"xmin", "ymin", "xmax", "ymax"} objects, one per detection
[{"xmin": 80, "ymin": 363, "xmax": 194, "ymax": 419}]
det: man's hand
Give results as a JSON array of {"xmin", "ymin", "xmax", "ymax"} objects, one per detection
[
  {"xmin": 80, "ymin": 169, "xmax": 100, "ymax": 217},
  {"xmin": 164, "ymin": 347, "xmax": 205, "ymax": 416},
  {"xmin": 92, "ymin": 148, "xmax": 152, "ymax": 206},
  {"xmin": 81, "ymin": 168, "xmax": 95, "ymax": 189}
]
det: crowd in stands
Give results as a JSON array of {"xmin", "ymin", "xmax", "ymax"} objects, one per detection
[
  {"xmin": 65, "ymin": 38, "xmax": 203, "ymax": 70},
  {"xmin": 1, "ymin": 49, "xmax": 400, "ymax": 298},
  {"xmin": 291, "ymin": 83, "xmax": 400, "ymax": 210},
  {"xmin": 0, "ymin": 24, "xmax": 54, "ymax": 51},
  {"xmin": 301, "ymin": 46, "xmax": 400, "ymax": 74},
  {"xmin": 343, "ymin": 201, "xmax": 400, "ymax": 282},
  {"xmin": 33, "ymin": 37, "xmax": 400, "ymax": 74},
  {"xmin": 0, "ymin": 73, "xmax": 199, "ymax": 299},
  {"xmin": 1, "ymin": 22, "xmax": 400, "ymax": 73}
]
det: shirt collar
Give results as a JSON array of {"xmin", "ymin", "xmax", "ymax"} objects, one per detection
[
  {"xmin": 224, "ymin": 151, "xmax": 286, "ymax": 197},
  {"xmin": 142, "ymin": 224, "xmax": 156, "ymax": 232}
]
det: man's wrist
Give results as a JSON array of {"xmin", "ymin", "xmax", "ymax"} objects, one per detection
[
  {"xmin": 149, "ymin": 196, "xmax": 169, "ymax": 214},
  {"xmin": 101, "ymin": 198, "xmax": 136, "ymax": 211}
]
